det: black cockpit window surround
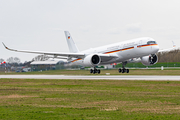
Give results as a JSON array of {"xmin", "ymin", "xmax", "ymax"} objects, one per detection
[{"xmin": 147, "ymin": 41, "xmax": 157, "ymax": 45}]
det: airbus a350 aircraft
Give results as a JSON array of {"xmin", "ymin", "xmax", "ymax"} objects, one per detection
[{"xmin": 3, "ymin": 31, "xmax": 176, "ymax": 74}]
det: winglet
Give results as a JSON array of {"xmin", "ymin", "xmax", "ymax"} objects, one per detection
[{"xmin": 2, "ymin": 42, "xmax": 9, "ymax": 50}]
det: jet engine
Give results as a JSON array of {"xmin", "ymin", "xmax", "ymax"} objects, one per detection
[
  {"xmin": 141, "ymin": 54, "xmax": 158, "ymax": 66},
  {"xmin": 83, "ymin": 54, "xmax": 101, "ymax": 66}
]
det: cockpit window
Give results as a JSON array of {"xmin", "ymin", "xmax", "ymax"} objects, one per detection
[{"xmin": 147, "ymin": 41, "xmax": 157, "ymax": 45}]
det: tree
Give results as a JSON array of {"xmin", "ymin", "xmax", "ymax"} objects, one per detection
[
  {"xmin": 157, "ymin": 49, "xmax": 180, "ymax": 62},
  {"xmin": 6, "ymin": 57, "xmax": 21, "ymax": 64},
  {"xmin": 32, "ymin": 55, "xmax": 49, "ymax": 61},
  {"xmin": 7, "ymin": 57, "xmax": 14, "ymax": 64},
  {"xmin": 23, "ymin": 61, "xmax": 32, "ymax": 67},
  {"xmin": 14, "ymin": 57, "xmax": 21, "ymax": 64},
  {"xmin": 0, "ymin": 58, "xmax": 4, "ymax": 63}
]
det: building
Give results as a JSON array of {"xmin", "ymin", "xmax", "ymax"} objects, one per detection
[{"xmin": 30, "ymin": 60, "xmax": 65, "ymax": 71}]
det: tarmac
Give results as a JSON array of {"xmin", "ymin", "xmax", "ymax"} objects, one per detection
[{"xmin": 1, "ymin": 75, "xmax": 180, "ymax": 81}]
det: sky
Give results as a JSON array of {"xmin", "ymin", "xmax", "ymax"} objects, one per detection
[{"xmin": 1, "ymin": 0, "xmax": 180, "ymax": 62}]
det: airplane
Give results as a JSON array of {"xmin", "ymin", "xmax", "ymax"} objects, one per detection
[{"xmin": 2, "ymin": 31, "xmax": 176, "ymax": 74}]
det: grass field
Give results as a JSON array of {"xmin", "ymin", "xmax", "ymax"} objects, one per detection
[
  {"xmin": 1, "ymin": 69, "xmax": 180, "ymax": 75},
  {"xmin": 116, "ymin": 62, "xmax": 180, "ymax": 68},
  {"xmin": 0, "ymin": 79, "xmax": 180, "ymax": 119}
]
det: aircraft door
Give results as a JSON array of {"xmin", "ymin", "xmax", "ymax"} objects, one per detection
[
  {"xmin": 138, "ymin": 40, "xmax": 142, "ymax": 47},
  {"xmin": 134, "ymin": 42, "xmax": 137, "ymax": 49},
  {"xmin": 134, "ymin": 41, "xmax": 139, "ymax": 50},
  {"xmin": 119, "ymin": 44, "xmax": 123, "ymax": 51}
]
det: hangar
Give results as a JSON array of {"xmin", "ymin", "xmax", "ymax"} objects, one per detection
[{"xmin": 30, "ymin": 60, "xmax": 65, "ymax": 71}]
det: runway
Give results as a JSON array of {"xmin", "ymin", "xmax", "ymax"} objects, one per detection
[{"xmin": 1, "ymin": 75, "xmax": 180, "ymax": 80}]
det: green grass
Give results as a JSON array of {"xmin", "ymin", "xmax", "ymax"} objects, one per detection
[
  {"xmin": 0, "ymin": 79, "xmax": 180, "ymax": 119},
  {"xmin": 116, "ymin": 62, "xmax": 180, "ymax": 68}
]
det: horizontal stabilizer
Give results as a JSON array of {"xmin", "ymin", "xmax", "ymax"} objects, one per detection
[{"xmin": 158, "ymin": 41, "xmax": 177, "ymax": 53}]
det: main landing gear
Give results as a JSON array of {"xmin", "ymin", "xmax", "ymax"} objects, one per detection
[
  {"xmin": 90, "ymin": 67, "xmax": 101, "ymax": 74},
  {"xmin": 118, "ymin": 68, "xmax": 129, "ymax": 73},
  {"xmin": 118, "ymin": 62, "xmax": 129, "ymax": 73}
]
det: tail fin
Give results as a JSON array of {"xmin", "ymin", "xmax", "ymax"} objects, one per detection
[
  {"xmin": 172, "ymin": 41, "xmax": 176, "ymax": 48},
  {"xmin": 64, "ymin": 31, "xmax": 80, "ymax": 53}
]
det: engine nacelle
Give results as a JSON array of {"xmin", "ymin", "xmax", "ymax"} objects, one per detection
[
  {"xmin": 141, "ymin": 54, "xmax": 158, "ymax": 66},
  {"xmin": 83, "ymin": 54, "xmax": 101, "ymax": 67}
]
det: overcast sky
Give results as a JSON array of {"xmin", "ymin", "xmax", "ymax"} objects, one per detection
[{"xmin": 1, "ymin": 0, "xmax": 180, "ymax": 62}]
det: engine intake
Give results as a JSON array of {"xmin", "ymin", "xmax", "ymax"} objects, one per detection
[
  {"xmin": 83, "ymin": 54, "xmax": 101, "ymax": 67},
  {"xmin": 91, "ymin": 55, "xmax": 100, "ymax": 64},
  {"xmin": 141, "ymin": 54, "xmax": 158, "ymax": 66}
]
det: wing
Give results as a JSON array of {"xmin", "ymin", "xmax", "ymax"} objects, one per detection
[
  {"xmin": 2, "ymin": 42, "xmax": 85, "ymax": 59},
  {"xmin": 158, "ymin": 41, "xmax": 177, "ymax": 53},
  {"xmin": 2, "ymin": 42, "xmax": 119, "ymax": 62}
]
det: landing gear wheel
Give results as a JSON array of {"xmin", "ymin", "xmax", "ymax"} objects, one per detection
[
  {"xmin": 90, "ymin": 69, "xmax": 93, "ymax": 74},
  {"xmin": 90, "ymin": 67, "xmax": 101, "ymax": 74},
  {"xmin": 122, "ymin": 69, "xmax": 125, "ymax": 73},
  {"xmin": 97, "ymin": 70, "xmax": 100, "ymax": 74},
  {"xmin": 126, "ymin": 69, "xmax": 129, "ymax": 73},
  {"xmin": 119, "ymin": 69, "xmax": 130, "ymax": 73},
  {"xmin": 118, "ymin": 68, "xmax": 122, "ymax": 73},
  {"xmin": 118, "ymin": 61, "xmax": 130, "ymax": 74},
  {"xmin": 93, "ymin": 70, "xmax": 96, "ymax": 74}
]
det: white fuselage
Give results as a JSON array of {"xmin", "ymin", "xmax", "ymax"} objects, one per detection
[{"xmin": 71, "ymin": 37, "xmax": 159, "ymax": 66}]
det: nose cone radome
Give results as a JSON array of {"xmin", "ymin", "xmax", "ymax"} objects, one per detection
[{"xmin": 153, "ymin": 44, "xmax": 159, "ymax": 53}]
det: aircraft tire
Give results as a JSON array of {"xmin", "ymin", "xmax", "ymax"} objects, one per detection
[
  {"xmin": 126, "ymin": 69, "xmax": 129, "ymax": 73},
  {"xmin": 122, "ymin": 69, "xmax": 125, "ymax": 73},
  {"xmin": 90, "ymin": 69, "xmax": 93, "ymax": 74},
  {"xmin": 97, "ymin": 70, "xmax": 100, "ymax": 74},
  {"xmin": 93, "ymin": 69, "xmax": 98, "ymax": 74},
  {"xmin": 118, "ymin": 68, "xmax": 122, "ymax": 73}
]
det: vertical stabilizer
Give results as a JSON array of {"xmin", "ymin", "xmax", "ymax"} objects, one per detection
[
  {"xmin": 64, "ymin": 31, "xmax": 80, "ymax": 53},
  {"xmin": 172, "ymin": 41, "xmax": 176, "ymax": 48}
]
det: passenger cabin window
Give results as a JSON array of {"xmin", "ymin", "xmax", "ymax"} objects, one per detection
[{"xmin": 147, "ymin": 41, "xmax": 156, "ymax": 45}]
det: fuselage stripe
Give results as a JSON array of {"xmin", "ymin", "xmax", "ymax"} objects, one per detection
[
  {"xmin": 71, "ymin": 58, "xmax": 82, "ymax": 63},
  {"xmin": 104, "ymin": 44, "xmax": 158, "ymax": 54},
  {"xmin": 138, "ymin": 44, "xmax": 157, "ymax": 48}
]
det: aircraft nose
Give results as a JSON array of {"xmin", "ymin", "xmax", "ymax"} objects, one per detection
[{"xmin": 153, "ymin": 45, "xmax": 159, "ymax": 53}]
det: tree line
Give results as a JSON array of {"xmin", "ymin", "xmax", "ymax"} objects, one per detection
[
  {"xmin": 0, "ymin": 55, "xmax": 49, "ymax": 66},
  {"xmin": 157, "ymin": 49, "xmax": 180, "ymax": 63}
]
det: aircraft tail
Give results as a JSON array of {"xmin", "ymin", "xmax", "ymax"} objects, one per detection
[
  {"xmin": 172, "ymin": 41, "xmax": 176, "ymax": 48},
  {"xmin": 64, "ymin": 31, "xmax": 80, "ymax": 53}
]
